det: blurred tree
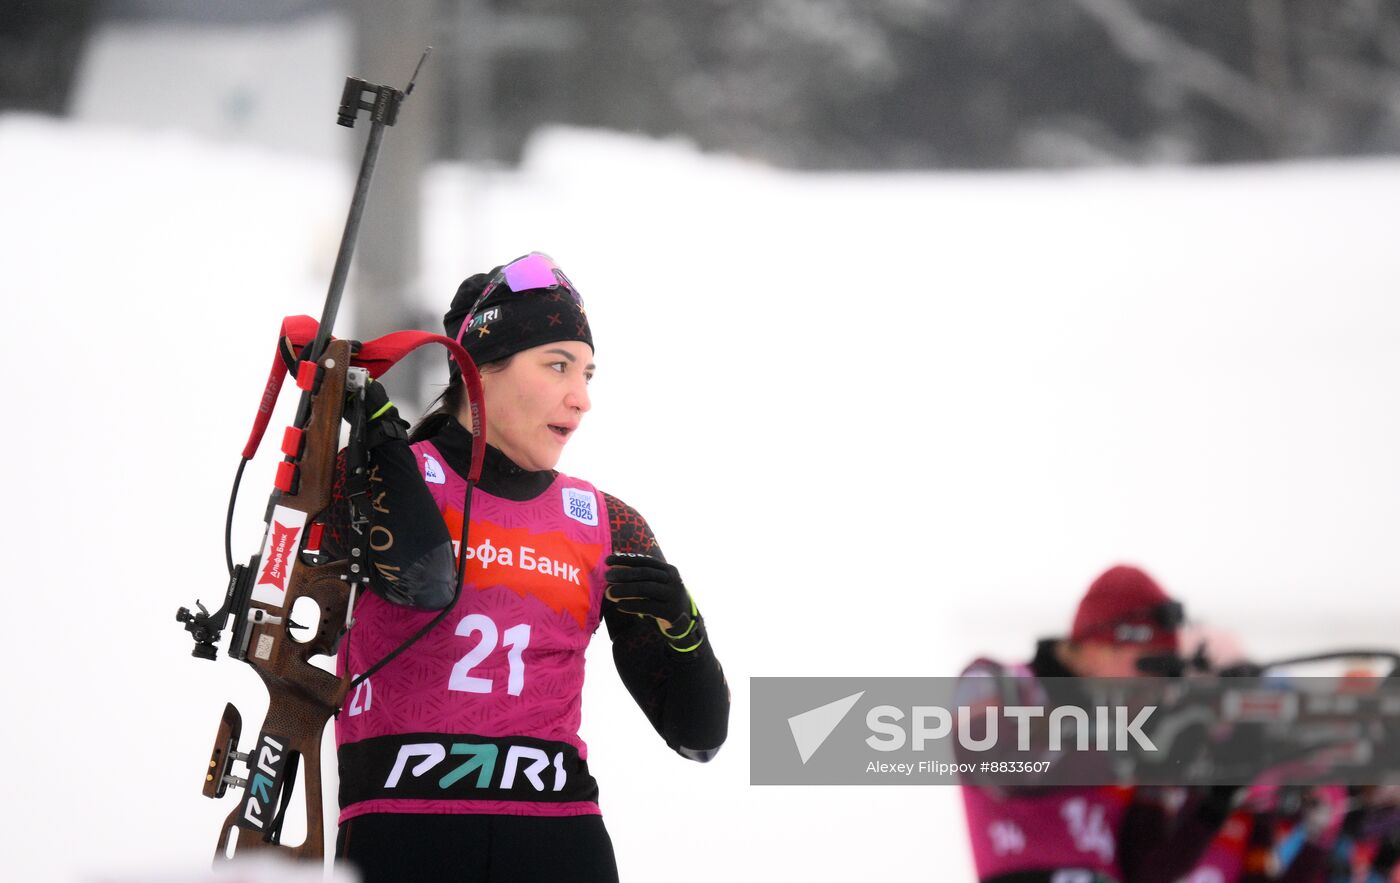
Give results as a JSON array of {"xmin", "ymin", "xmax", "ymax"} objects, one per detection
[
  {"xmin": 0, "ymin": 0, "xmax": 97, "ymax": 115},
  {"xmin": 44, "ymin": 0, "xmax": 1400, "ymax": 169},
  {"xmin": 345, "ymin": 0, "xmax": 438, "ymax": 409},
  {"xmin": 101, "ymin": 0, "xmax": 333, "ymax": 22},
  {"xmin": 495, "ymin": 0, "xmax": 1400, "ymax": 169},
  {"xmin": 1072, "ymin": 0, "xmax": 1400, "ymax": 162}
]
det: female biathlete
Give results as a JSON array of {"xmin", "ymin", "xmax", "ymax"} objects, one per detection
[{"xmin": 327, "ymin": 253, "xmax": 729, "ymax": 882}]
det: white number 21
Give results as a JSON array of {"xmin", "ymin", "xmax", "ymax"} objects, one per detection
[{"xmin": 448, "ymin": 613, "xmax": 531, "ymax": 696}]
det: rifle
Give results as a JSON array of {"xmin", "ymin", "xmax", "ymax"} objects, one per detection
[
  {"xmin": 958, "ymin": 649, "xmax": 1400, "ymax": 790},
  {"xmin": 173, "ymin": 53, "xmax": 486, "ymax": 862},
  {"xmin": 1129, "ymin": 649, "xmax": 1400, "ymax": 786}
]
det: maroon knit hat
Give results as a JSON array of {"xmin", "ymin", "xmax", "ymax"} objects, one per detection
[{"xmin": 1070, "ymin": 565, "xmax": 1182, "ymax": 651}]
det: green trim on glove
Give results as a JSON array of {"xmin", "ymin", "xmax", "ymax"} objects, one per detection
[
  {"xmin": 370, "ymin": 399, "xmax": 395, "ymax": 421},
  {"xmin": 660, "ymin": 595, "xmax": 699, "ymax": 638},
  {"xmin": 662, "ymin": 596, "xmax": 703, "ymax": 651}
]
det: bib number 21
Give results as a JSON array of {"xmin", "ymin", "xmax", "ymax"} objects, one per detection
[{"xmin": 448, "ymin": 613, "xmax": 531, "ymax": 696}]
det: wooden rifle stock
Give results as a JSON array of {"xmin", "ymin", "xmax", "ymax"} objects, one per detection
[{"xmin": 208, "ymin": 339, "xmax": 354, "ymax": 861}]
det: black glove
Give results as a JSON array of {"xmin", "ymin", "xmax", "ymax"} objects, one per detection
[
  {"xmin": 604, "ymin": 554, "xmax": 703, "ymax": 650},
  {"xmin": 354, "ymin": 377, "xmax": 409, "ymax": 447}
]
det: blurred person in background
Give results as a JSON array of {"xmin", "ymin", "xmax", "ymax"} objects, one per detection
[
  {"xmin": 957, "ymin": 564, "xmax": 1238, "ymax": 883},
  {"xmin": 325, "ymin": 253, "xmax": 729, "ymax": 882}
]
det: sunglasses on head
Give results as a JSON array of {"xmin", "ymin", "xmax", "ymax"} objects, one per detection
[
  {"xmin": 1098, "ymin": 600, "xmax": 1186, "ymax": 644},
  {"xmin": 454, "ymin": 252, "xmax": 583, "ymax": 346}
]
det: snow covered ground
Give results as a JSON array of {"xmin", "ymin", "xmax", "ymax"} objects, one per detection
[{"xmin": 3, "ymin": 111, "xmax": 1399, "ymax": 882}]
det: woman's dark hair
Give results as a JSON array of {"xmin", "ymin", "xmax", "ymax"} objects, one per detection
[{"xmin": 408, "ymin": 356, "xmax": 512, "ymax": 443}]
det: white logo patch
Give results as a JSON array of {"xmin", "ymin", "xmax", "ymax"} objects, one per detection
[
  {"xmin": 561, "ymin": 487, "xmax": 598, "ymax": 526},
  {"xmin": 423, "ymin": 454, "xmax": 446, "ymax": 485}
]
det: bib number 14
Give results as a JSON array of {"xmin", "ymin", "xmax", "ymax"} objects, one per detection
[{"xmin": 448, "ymin": 613, "xmax": 531, "ymax": 696}]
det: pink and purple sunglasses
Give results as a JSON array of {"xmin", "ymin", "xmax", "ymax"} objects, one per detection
[{"xmin": 454, "ymin": 252, "xmax": 583, "ymax": 346}]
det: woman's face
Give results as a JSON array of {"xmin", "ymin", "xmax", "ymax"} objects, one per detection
[{"xmin": 476, "ymin": 340, "xmax": 594, "ymax": 471}]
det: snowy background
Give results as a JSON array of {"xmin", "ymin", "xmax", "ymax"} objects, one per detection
[{"xmin": 4, "ymin": 11, "xmax": 1400, "ymax": 883}]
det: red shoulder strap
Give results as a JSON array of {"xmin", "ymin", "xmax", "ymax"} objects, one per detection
[{"xmin": 241, "ymin": 316, "xmax": 486, "ymax": 483}]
